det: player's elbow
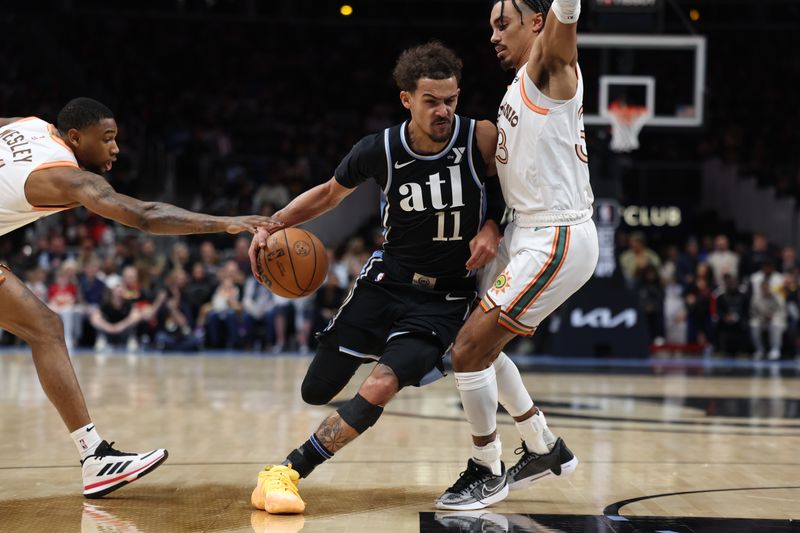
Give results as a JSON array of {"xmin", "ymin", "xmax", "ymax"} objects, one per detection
[{"xmin": 135, "ymin": 202, "xmax": 161, "ymax": 233}]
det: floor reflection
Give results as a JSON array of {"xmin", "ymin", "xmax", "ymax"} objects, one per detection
[{"xmin": 421, "ymin": 512, "xmax": 800, "ymax": 533}]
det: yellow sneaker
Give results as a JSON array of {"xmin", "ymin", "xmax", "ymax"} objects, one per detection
[{"xmin": 250, "ymin": 464, "xmax": 306, "ymax": 514}]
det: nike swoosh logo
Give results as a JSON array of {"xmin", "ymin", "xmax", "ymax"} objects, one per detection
[
  {"xmin": 445, "ymin": 294, "xmax": 467, "ymax": 301},
  {"xmin": 86, "ymin": 425, "xmax": 95, "ymax": 432},
  {"xmin": 394, "ymin": 160, "xmax": 414, "ymax": 169},
  {"xmin": 480, "ymin": 478, "xmax": 505, "ymax": 497}
]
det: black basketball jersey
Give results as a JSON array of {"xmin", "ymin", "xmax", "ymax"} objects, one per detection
[{"xmin": 335, "ymin": 115, "xmax": 488, "ymax": 279}]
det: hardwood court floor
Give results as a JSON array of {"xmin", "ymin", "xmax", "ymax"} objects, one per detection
[{"xmin": 0, "ymin": 352, "xmax": 798, "ymax": 532}]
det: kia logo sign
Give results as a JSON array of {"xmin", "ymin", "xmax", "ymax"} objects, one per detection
[{"xmin": 570, "ymin": 308, "xmax": 638, "ymax": 329}]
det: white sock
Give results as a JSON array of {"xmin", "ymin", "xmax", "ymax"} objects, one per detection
[
  {"xmin": 494, "ymin": 352, "xmax": 534, "ymax": 417},
  {"xmin": 515, "ymin": 411, "xmax": 556, "ymax": 455},
  {"xmin": 454, "ymin": 367, "xmax": 498, "ymax": 438},
  {"xmin": 472, "ymin": 438, "xmax": 503, "ymax": 476},
  {"xmin": 71, "ymin": 423, "xmax": 102, "ymax": 460}
]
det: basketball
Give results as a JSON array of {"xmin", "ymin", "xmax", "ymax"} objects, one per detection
[{"xmin": 256, "ymin": 228, "xmax": 329, "ymax": 298}]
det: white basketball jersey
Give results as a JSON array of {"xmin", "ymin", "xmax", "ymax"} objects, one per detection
[
  {"xmin": 0, "ymin": 117, "xmax": 78, "ymax": 236},
  {"xmin": 496, "ymin": 64, "xmax": 594, "ymax": 226}
]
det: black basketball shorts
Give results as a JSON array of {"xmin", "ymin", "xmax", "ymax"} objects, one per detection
[{"xmin": 317, "ymin": 257, "xmax": 476, "ymax": 388}]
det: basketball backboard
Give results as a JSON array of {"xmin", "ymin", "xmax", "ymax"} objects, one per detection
[{"xmin": 578, "ymin": 34, "xmax": 706, "ymax": 128}]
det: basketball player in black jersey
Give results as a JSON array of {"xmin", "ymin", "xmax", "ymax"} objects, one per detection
[{"xmin": 247, "ymin": 42, "xmax": 505, "ymax": 514}]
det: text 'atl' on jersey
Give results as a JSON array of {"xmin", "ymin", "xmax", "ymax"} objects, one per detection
[{"xmin": 335, "ymin": 115, "xmax": 490, "ymax": 279}]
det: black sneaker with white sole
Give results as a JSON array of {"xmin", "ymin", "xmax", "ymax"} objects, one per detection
[
  {"xmin": 506, "ymin": 437, "xmax": 578, "ymax": 491},
  {"xmin": 434, "ymin": 510, "xmax": 509, "ymax": 532},
  {"xmin": 81, "ymin": 440, "xmax": 168, "ymax": 498},
  {"xmin": 435, "ymin": 459, "xmax": 508, "ymax": 511}
]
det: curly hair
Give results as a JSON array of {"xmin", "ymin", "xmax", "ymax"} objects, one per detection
[{"xmin": 392, "ymin": 41, "xmax": 463, "ymax": 93}]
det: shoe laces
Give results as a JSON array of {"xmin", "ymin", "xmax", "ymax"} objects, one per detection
[
  {"xmin": 80, "ymin": 441, "xmax": 135, "ymax": 465},
  {"xmin": 513, "ymin": 441, "xmax": 540, "ymax": 459},
  {"xmin": 93, "ymin": 441, "xmax": 136, "ymax": 458},
  {"xmin": 446, "ymin": 460, "xmax": 488, "ymax": 494},
  {"xmin": 265, "ymin": 467, "xmax": 301, "ymax": 497}
]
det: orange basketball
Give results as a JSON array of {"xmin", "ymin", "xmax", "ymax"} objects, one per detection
[{"xmin": 257, "ymin": 228, "xmax": 328, "ymax": 298}]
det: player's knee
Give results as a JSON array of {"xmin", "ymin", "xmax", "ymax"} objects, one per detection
[
  {"xmin": 451, "ymin": 335, "xmax": 491, "ymax": 372},
  {"xmin": 300, "ymin": 376, "xmax": 338, "ymax": 406},
  {"xmin": 33, "ymin": 309, "xmax": 65, "ymax": 345},
  {"xmin": 359, "ymin": 367, "xmax": 400, "ymax": 405},
  {"xmin": 336, "ymin": 393, "xmax": 384, "ymax": 434}
]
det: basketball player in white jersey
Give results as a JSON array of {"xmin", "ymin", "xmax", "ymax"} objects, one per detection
[
  {"xmin": 436, "ymin": 0, "xmax": 599, "ymax": 510},
  {"xmin": 0, "ymin": 97, "xmax": 275, "ymax": 497}
]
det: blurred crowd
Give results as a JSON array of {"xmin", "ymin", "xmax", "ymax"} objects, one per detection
[
  {"xmin": 619, "ymin": 231, "xmax": 800, "ymax": 360},
  {"xmin": 0, "ymin": 212, "xmax": 384, "ymax": 354}
]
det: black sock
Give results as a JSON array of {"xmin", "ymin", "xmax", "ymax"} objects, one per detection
[{"xmin": 283, "ymin": 434, "xmax": 333, "ymax": 478}]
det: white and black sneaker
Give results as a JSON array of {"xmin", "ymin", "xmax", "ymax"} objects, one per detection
[
  {"xmin": 434, "ymin": 510, "xmax": 509, "ymax": 531},
  {"xmin": 506, "ymin": 437, "xmax": 578, "ymax": 491},
  {"xmin": 81, "ymin": 441, "xmax": 168, "ymax": 498},
  {"xmin": 435, "ymin": 459, "xmax": 508, "ymax": 511}
]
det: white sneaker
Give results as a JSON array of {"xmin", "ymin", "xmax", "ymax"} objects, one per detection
[
  {"xmin": 81, "ymin": 440, "xmax": 168, "ymax": 498},
  {"xmin": 768, "ymin": 349, "xmax": 781, "ymax": 360}
]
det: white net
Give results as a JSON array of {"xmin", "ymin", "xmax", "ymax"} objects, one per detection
[{"xmin": 608, "ymin": 104, "xmax": 651, "ymax": 153}]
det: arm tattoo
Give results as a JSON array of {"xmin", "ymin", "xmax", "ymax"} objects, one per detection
[{"xmin": 314, "ymin": 413, "xmax": 358, "ymax": 453}]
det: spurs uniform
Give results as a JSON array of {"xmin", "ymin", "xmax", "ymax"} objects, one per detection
[
  {"xmin": 0, "ymin": 117, "xmax": 78, "ymax": 237},
  {"xmin": 481, "ymin": 65, "xmax": 599, "ymax": 335}
]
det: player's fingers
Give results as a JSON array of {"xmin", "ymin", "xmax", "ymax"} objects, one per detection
[{"xmin": 248, "ymin": 238, "xmax": 262, "ymax": 282}]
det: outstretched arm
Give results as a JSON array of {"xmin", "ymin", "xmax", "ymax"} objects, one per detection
[
  {"xmin": 248, "ymin": 176, "xmax": 356, "ymax": 282},
  {"xmin": 527, "ymin": 0, "xmax": 580, "ymax": 100},
  {"xmin": 273, "ymin": 177, "xmax": 356, "ymax": 229},
  {"xmin": 29, "ymin": 167, "xmax": 278, "ymax": 235}
]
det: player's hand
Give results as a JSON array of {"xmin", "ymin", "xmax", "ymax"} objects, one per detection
[
  {"xmin": 466, "ymin": 221, "xmax": 502, "ymax": 270},
  {"xmin": 225, "ymin": 215, "xmax": 283, "ymax": 235},
  {"xmin": 248, "ymin": 227, "xmax": 273, "ymax": 283}
]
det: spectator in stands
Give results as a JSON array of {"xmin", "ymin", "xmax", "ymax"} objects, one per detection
[
  {"xmin": 90, "ymin": 285, "xmax": 142, "ymax": 351},
  {"xmin": 78, "ymin": 259, "xmax": 106, "ymax": 307},
  {"xmin": 749, "ymin": 260, "xmax": 786, "ymax": 360},
  {"xmin": 676, "ymin": 237, "xmax": 702, "ymax": 288},
  {"xmin": 619, "ymin": 232, "xmax": 661, "ymax": 287},
  {"xmin": 153, "ymin": 270, "xmax": 198, "ymax": 352},
  {"xmin": 637, "ymin": 265, "xmax": 665, "ymax": 343},
  {"xmin": 38, "ymin": 235, "xmax": 72, "ymax": 274},
  {"xmin": 200, "ymin": 267, "xmax": 246, "ymax": 349},
  {"xmin": 135, "ymin": 238, "xmax": 167, "ymax": 293},
  {"xmin": 686, "ymin": 273, "xmax": 713, "ymax": 346},
  {"xmin": 185, "ymin": 261, "xmax": 217, "ymax": 324},
  {"xmin": 199, "ymin": 241, "xmax": 221, "ymax": 276},
  {"xmin": 663, "ymin": 276, "xmax": 688, "ymax": 345},
  {"xmin": 749, "ymin": 279, "xmax": 786, "ymax": 360},
  {"xmin": 242, "ymin": 274, "xmax": 275, "ymax": 350},
  {"xmin": 779, "ymin": 246, "xmax": 800, "ymax": 274},
  {"xmin": 230, "ymin": 236, "xmax": 252, "ymax": 276},
  {"xmin": 713, "ymin": 274, "xmax": 748, "ymax": 356},
  {"xmin": 48, "ymin": 261, "xmax": 81, "ymax": 352},
  {"xmin": 98, "ymin": 253, "xmax": 123, "ymax": 289},
  {"xmin": 313, "ymin": 272, "xmax": 346, "ymax": 336},
  {"xmin": 707, "ymin": 234, "xmax": 739, "ymax": 288},
  {"xmin": 25, "ymin": 267, "xmax": 48, "ymax": 303},
  {"xmin": 168, "ymin": 242, "xmax": 192, "ymax": 273},
  {"xmin": 741, "ymin": 232, "xmax": 772, "ymax": 277}
]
